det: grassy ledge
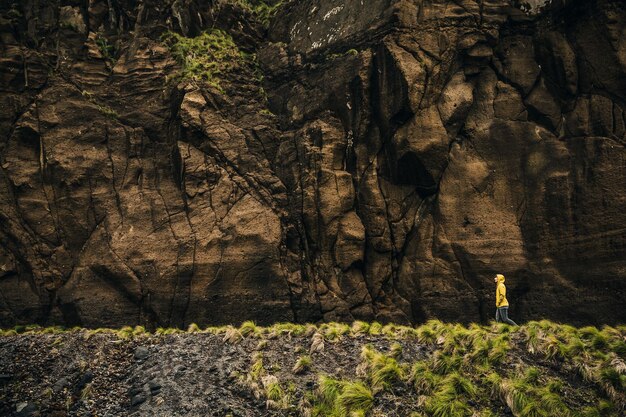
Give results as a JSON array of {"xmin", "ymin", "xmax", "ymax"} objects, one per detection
[{"xmin": 1, "ymin": 320, "xmax": 625, "ymax": 416}]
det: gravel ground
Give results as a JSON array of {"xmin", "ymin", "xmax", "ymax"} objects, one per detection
[
  {"xmin": 0, "ymin": 330, "xmax": 426, "ymax": 416},
  {"xmin": 0, "ymin": 325, "xmax": 618, "ymax": 417}
]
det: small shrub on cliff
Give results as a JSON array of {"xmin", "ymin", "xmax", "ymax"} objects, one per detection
[
  {"xmin": 95, "ymin": 34, "xmax": 116, "ymax": 62},
  {"xmin": 161, "ymin": 29, "xmax": 243, "ymax": 90},
  {"xmin": 232, "ymin": 0, "xmax": 285, "ymax": 26}
]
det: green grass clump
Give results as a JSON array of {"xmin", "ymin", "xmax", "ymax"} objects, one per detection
[
  {"xmin": 161, "ymin": 29, "xmax": 243, "ymax": 90},
  {"xmin": 266, "ymin": 381, "xmax": 283, "ymax": 401},
  {"xmin": 156, "ymin": 327, "xmax": 182, "ymax": 335},
  {"xmin": 267, "ymin": 322, "xmax": 308, "ymax": 338},
  {"xmin": 187, "ymin": 323, "xmax": 201, "ymax": 333},
  {"xmin": 292, "ymin": 355, "xmax": 312, "ymax": 374},
  {"xmin": 116, "ymin": 326, "xmax": 134, "ymax": 339},
  {"xmin": 443, "ymin": 372, "xmax": 478, "ymax": 398},
  {"xmin": 339, "ymin": 381, "xmax": 374, "ymax": 415},
  {"xmin": 133, "ymin": 325, "xmax": 147, "ymax": 336},
  {"xmin": 360, "ymin": 345, "xmax": 405, "ymax": 392},
  {"xmin": 424, "ymin": 396, "xmax": 472, "ymax": 417},
  {"xmin": 431, "ymin": 350, "xmax": 462, "ymax": 375},
  {"xmin": 320, "ymin": 323, "xmax": 350, "ymax": 341},
  {"xmin": 233, "ymin": 0, "xmax": 286, "ymax": 26},
  {"xmin": 416, "ymin": 320, "xmax": 446, "ymax": 344},
  {"xmin": 350, "ymin": 321, "xmax": 370, "ymax": 335},
  {"xmin": 312, "ymin": 375, "xmax": 373, "ymax": 417},
  {"xmin": 418, "ymin": 369, "xmax": 478, "ymax": 417},
  {"xmin": 240, "ymin": 320, "xmax": 259, "ymax": 337},
  {"xmin": 487, "ymin": 335, "xmax": 511, "ymax": 365},
  {"xmin": 222, "ymin": 326, "xmax": 243, "ymax": 343},
  {"xmin": 368, "ymin": 322, "xmax": 383, "ymax": 335},
  {"xmin": 249, "ymin": 352, "xmax": 265, "ymax": 381},
  {"xmin": 409, "ymin": 362, "xmax": 441, "ymax": 396},
  {"xmin": 390, "ymin": 342, "xmax": 403, "ymax": 358}
]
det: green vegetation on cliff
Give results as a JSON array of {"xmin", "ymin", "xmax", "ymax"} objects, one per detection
[
  {"xmin": 161, "ymin": 29, "xmax": 244, "ymax": 89},
  {"xmin": 235, "ymin": 0, "xmax": 286, "ymax": 26}
]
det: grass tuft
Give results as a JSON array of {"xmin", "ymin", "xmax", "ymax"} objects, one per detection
[
  {"xmin": 360, "ymin": 345, "xmax": 405, "ymax": 392},
  {"xmin": 313, "ymin": 375, "xmax": 373, "ymax": 417},
  {"xmin": 223, "ymin": 326, "xmax": 243, "ymax": 344},
  {"xmin": 351, "ymin": 321, "xmax": 370, "ymax": 335},
  {"xmin": 240, "ymin": 320, "xmax": 259, "ymax": 337},
  {"xmin": 187, "ymin": 323, "xmax": 201, "ymax": 333},
  {"xmin": 293, "ymin": 355, "xmax": 312, "ymax": 374}
]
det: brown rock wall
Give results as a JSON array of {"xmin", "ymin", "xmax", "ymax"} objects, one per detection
[{"xmin": 0, "ymin": 0, "xmax": 624, "ymax": 327}]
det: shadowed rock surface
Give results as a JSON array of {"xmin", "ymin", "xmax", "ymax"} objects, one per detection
[{"xmin": 0, "ymin": 0, "xmax": 625, "ymax": 328}]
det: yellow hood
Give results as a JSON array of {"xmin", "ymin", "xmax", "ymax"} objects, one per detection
[{"xmin": 496, "ymin": 274, "xmax": 505, "ymax": 283}]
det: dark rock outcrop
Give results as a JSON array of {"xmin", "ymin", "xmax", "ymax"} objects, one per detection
[{"xmin": 0, "ymin": 0, "xmax": 625, "ymax": 328}]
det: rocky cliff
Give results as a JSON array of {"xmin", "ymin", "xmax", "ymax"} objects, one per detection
[{"xmin": 0, "ymin": 0, "xmax": 625, "ymax": 328}]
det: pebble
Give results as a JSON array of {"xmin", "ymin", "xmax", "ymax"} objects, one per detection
[
  {"xmin": 134, "ymin": 346, "xmax": 150, "ymax": 361},
  {"xmin": 15, "ymin": 402, "xmax": 37, "ymax": 417},
  {"xmin": 148, "ymin": 380, "xmax": 161, "ymax": 394},
  {"xmin": 77, "ymin": 370, "xmax": 94, "ymax": 390},
  {"xmin": 131, "ymin": 392, "xmax": 146, "ymax": 406},
  {"xmin": 52, "ymin": 377, "xmax": 70, "ymax": 393}
]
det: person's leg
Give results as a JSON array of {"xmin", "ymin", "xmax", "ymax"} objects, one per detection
[
  {"xmin": 500, "ymin": 307, "xmax": 517, "ymax": 326},
  {"xmin": 495, "ymin": 308, "xmax": 501, "ymax": 322}
]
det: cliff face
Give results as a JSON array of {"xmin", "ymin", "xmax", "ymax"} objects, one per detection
[{"xmin": 0, "ymin": 0, "xmax": 625, "ymax": 328}]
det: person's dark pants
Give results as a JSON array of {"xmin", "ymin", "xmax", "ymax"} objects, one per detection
[{"xmin": 495, "ymin": 307, "xmax": 517, "ymax": 325}]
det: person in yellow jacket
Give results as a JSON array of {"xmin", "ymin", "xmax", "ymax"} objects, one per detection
[{"xmin": 494, "ymin": 274, "xmax": 517, "ymax": 325}]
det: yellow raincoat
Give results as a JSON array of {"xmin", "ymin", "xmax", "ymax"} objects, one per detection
[{"xmin": 496, "ymin": 274, "xmax": 509, "ymax": 308}]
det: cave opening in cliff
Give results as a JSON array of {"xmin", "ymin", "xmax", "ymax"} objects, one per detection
[{"xmin": 396, "ymin": 152, "xmax": 438, "ymax": 198}]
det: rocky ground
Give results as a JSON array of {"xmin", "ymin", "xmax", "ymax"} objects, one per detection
[{"xmin": 1, "ymin": 321, "xmax": 625, "ymax": 416}]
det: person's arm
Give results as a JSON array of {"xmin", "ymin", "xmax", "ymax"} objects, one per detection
[{"xmin": 497, "ymin": 283, "xmax": 505, "ymax": 307}]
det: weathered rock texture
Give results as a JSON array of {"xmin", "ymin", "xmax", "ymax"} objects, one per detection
[{"xmin": 0, "ymin": 0, "xmax": 625, "ymax": 328}]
